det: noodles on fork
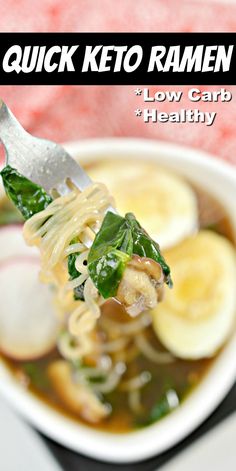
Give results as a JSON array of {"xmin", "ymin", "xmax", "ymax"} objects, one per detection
[{"xmin": 24, "ymin": 182, "xmax": 113, "ymax": 358}]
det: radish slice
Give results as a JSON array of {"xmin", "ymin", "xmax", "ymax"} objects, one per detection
[
  {"xmin": 0, "ymin": 225, "xmax": 38, "ymax": 262},
  {"xmin": 0, "ymin": 256, "xmax": 59, "ymax": 360}
]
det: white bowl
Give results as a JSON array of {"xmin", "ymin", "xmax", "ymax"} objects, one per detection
[{"xmin": 0, "ymin": 138, "xmax": 236, "ymax": 463}]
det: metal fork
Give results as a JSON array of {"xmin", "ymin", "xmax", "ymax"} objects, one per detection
[{"xmin": 0, "ymin": 100, "xmax": 92, "ymax": 195}]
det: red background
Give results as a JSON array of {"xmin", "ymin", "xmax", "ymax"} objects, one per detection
[{"xmin": 0, "ymin": 0, "xmax": 235, "ymax": 165}]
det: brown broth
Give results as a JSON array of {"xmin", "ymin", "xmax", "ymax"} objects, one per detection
[
  {"xmin": 2, "ymin": 311, "xmax": 214, "ymax": 433},
  {"xmin": 0, "ymin": 165, "xmax": 235, "ymax": 433}
]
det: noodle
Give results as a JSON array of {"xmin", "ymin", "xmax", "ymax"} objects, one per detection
[
  {"xmin": 73, "ymin": 361, "xmax": 126, "ymax": 395},
  {"xmin": 100, "ymin": 312, "xmax": 152, "ymax": 335},
  {"xmin": 64, "ymin": 242, "xmax": 85, "ymax": 256},
  {"xmin": 23, "ymin": 182, "xmax": 113, "ymax": 358},
  {"xmin": 24, "ymin": 183, "xmax": 111, "ymax": 275},
  {"xmin": 96, "ymin": 337, "xmax": 130, "ymax": 354},
  {"xmin": 91, "ymin": 363, "xmax": 126, "ymax": 394},
  {"xmin": 119, "ymin": 371, "xmax": 151, "ymax": 391},
  {"xmin": 75, "ymin": 250, "xmax": 89, "ymax": 273},
  {"xmin": 75, "ymin": 365, "xmax": 111, "ymax": 379},
  {"xmin": 66, "ymin": 273, "xmax": 88, "ymax": 290},
  {"xmin": 57, "ymin": 331, "xmax": 92, "ymax": 359},
  {"xmin": 128, "ymin": 389, "xmax": 143, "ymax": 414},
  {"xmin": 135, "ymin": 332, "xmax": 175, "ymax": 364}
]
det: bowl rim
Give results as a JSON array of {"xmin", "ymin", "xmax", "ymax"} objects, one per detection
[{"xmin": 0, "ymin": 137, "xmax": 236, "ymax": 463}]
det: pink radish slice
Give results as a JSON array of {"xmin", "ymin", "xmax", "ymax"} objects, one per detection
[
  {"xmin": 0, "ymin": 225, "xmax": 38, "ymax": 263},
  {"xmin": 0, "ymin": 256, "xmax": 59, "ymax": 360}
]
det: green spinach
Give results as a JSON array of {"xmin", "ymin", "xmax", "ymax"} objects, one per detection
[
  {"xmin": 0, "ymin": 165, "xmax": 52, "ymax": 220},
  {"xmin": 135, "ymin": 393, "xmax": 172, "ymax": 427},
  {"xmin": 88, "ymin": 211, "xmax": 172, "ymax": 299},
  {"xmin": 67, "ymin": 241, "xmax": 85, "ymax": 301}
]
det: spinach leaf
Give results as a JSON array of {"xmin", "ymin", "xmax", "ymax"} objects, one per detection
[
  {"xmin": 136, "ymin": 393, "xmax": 172, "ymax": 427},
  {"xmin": 88, "ymin": 211, "xmax": 172, "ymax": 299},
  {"xmin": 68, "ymin": 251, "xmax": 80, "ymax": 280},
  {"xmin": 88, "ymin": 211, "xmax": 133, "ymax": 298},
  {"xmin": 0, "ymin": 165, "xmax": 52, "ymax": 220},
  {"xmin": 147, "ymin": 394, "xmax": 171, "ymax": 424},
  {"xmin": 67, "ymin": 245, "xmax": 85, "ymax": 301},
  {"xmin": 125, "ymin": 213, "xmax": 172, "ymax": 287}
]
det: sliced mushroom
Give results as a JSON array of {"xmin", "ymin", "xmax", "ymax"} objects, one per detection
[
  {"xmin": 116, "ymin": 255, "xmax": 164, "ymax": 317},
  {"xmin": 47, "ymin": 360, "xmax": 110, "ymax": 423}
]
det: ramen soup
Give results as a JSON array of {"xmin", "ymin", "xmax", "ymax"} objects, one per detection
[{"xmin": 0, "ymin": 160, "xmax": 235, "ymax": 433}]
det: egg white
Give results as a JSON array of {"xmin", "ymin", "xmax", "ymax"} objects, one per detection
[
  {"xmin": 88, "ymin": 160, "xmax": 198, "ymax": 249},
  {"xmin": 152, "ymin": 231, "xmax": 236, "ymax": 359}
]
